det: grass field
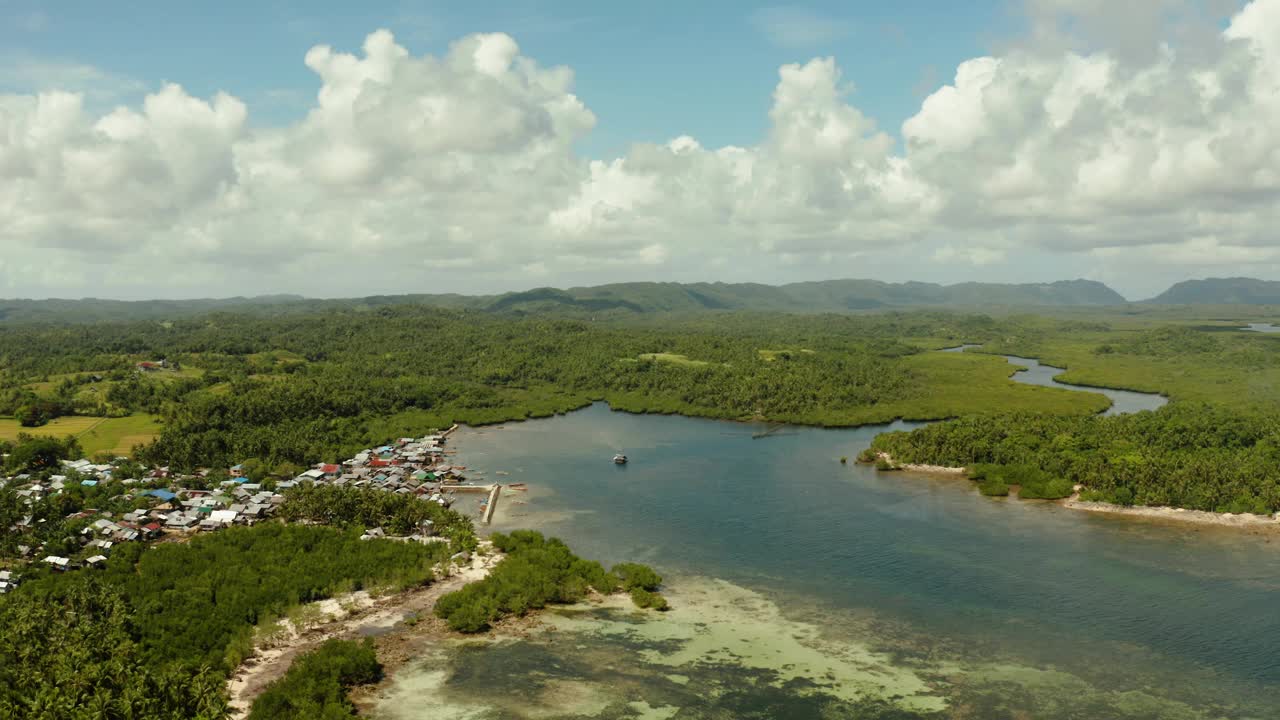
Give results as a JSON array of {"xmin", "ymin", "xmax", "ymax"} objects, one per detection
[
  {"xmin": 863, "ymin": 351, "xmax": 1110, "ymax": 423},
  {"xmin": 0, "ymin": 415, "xmax": 162, "ymax": 457},
  {"xmin": 629, "ymin": 353, "xmax": 716, "ymax": 367},
  {"xmin": 758, "ymin": 349, "xmax": 816, "ymax": 361},
  {"xmin": 974, "ymin": 320, "xmax": 1280, "ymax": 410},
  {"xmin": 23, "ymin": 371, "xmax": 111, "ymax": 398}
]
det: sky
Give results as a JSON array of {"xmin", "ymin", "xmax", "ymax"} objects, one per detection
[{"xmin": 0, "ymin": 0, "xmax": 1275, "ymax": 301}]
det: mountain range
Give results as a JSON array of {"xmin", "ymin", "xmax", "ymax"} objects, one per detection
[
  {"xmin": 1144, "ymin": 277, "xmax": 1280, "ymax": 305},
  {"xmin": 0, "ymin": 277, "xmax": 1277, "ymax": 323}
]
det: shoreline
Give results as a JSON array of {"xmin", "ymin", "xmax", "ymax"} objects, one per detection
[
  {"xmin": 347, "ymin": 591, "xmax": 600, "ymax": 715},
  {"xmin": 875, "ymin": 452, "xmax": 1280, "ymax": 531},
  {"xmin": 225, "ymin": 544, "xmax": 501, "ymax": 718},
  {"xmin": 1063, "ymin": 497, "xmax": 1280, "ymax": 530},
  {"xmin": 871, "ymin": 451, "xmax": 967, "ymax": 475}
]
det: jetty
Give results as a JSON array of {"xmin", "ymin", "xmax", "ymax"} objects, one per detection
[
  {"xmin": 449, "ymin": 483, "xmax": 502, "ymax": 525},
  {"xmin": 481, "ymin": 484, "xmax": 501, "ymax": 525}
]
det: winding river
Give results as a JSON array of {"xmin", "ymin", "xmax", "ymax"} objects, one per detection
[
  {"xmin": 366, "ymin": 353, "xmax": 1274, "ymax": 720},
  {"xmin": 942, "ymin": 345, "xmax": 1168, "ymax": 415}
]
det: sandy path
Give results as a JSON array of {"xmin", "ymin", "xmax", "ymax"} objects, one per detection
[
  {"xmin": 1063, "ymin": 496, "xmax": 1280, "ymax": 529},
  {"xmin": 226, "ymin": 547, "xmax": 499, "ymax": 718},
  {"xmin": 873, "ymin": 452, "xmax": 967, "ymax": 474}
]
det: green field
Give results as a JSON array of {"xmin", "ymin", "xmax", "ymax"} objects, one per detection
[
  {"xmin": 757, "ymin": 348, "xmax": 816, "ymax": 361},
  {"xmin": 635, "ymin": 352, "xmax": 714, "ymax": 367},
  {"xmin": 972, "ymin": 319, "xmax": 1280, "ymax": 410},
  {"xmin": 23, "ymin": 372, "xmax": 112, "ymax": 399},
  {"xmin": 0, "ymin": 415, "xmax": 162, "ymax": 457}
]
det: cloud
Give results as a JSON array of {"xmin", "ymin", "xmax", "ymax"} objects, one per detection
[
  {"xmin": 0, "ymin": 54, "xmax": 145, "ymax": 102},
  {"xmin": 902, "ymin": 0, "xmax": 1280, "ymax": 266},
  {"xmin": 750, "ymin": 6, "xmax": 853, "ymax": 49},
  {"xmin": 2, "ymin": 2, "xmax": 1280, "ymax": 298}
]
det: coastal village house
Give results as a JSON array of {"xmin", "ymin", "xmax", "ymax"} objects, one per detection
[{"xmin": 1, "ymin": 428, "xmax": 466, "ymax": 580}]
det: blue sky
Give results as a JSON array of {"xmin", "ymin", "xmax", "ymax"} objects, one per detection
[
  {"xmin": 0, "ymin": 0, "xmax": 1015, "ymax": 157},
  {"xmin": 0, "ymin": 0, "xmax": 1275, "ymax": 300}
]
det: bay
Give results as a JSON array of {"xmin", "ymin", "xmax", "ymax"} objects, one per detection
[{"xmin": 370, "ymin": 404, "xmax": 1279, "ymax": 719}]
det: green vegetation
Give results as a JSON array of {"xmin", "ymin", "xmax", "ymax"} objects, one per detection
[
  {"xmin": 633, "ymin": 352, "xmax": 715, "ymax": 367},
  {"xmin": 0, "ymin": 414, "xmax": 161, "ymax": 457},
  {"xmin": 872, "ymin": 404, "xmax": 1280, "ymax": 513},
  {"xmin": 630, "ymin": 587, "xmax": 670, "ymax": 610},
  {"xmin": 966, "ymin": 464, "xmax": 1072, "ymax": 499},
  {"xmin": 1146, "ymin": 277, "xmax": 1280, "ymax": 305},
  {"xmin": 0, "ymin": 278, "xmax": 1133, "ymax": 325},
  {"xmin": 2, "ymin": 301, "xmax": 1279, "ymax": 516},
  {"xmin": 977, "ymin": 477, "xmax": 1010, "ymax": 497},
  {"xmin": 247, "ymin": 639, "xmax": 381, "ymax": 720},
  {"xmin": 0, "ymin": 516, "xmax": 466, "ymax": 718},
  {"xmin": 280, "ymin": 484, "xmax": 478, "ymax": 551},
  {"xmin": 2, "ymin": 308, "xmax": 1090, "ymax": 468},
  {"xmin": 434, "ymin": 530, "xmax": 665, "ymax": 633},
  {"xmin": 122, "ymin": 524, "xmax": 454, "ymax": 670},
  {"xmin": 0, "ymin": 577, "xmax": 229, "ymax": 719},
  {"xmin": 972, "ymin": 319, "xmax": 1280, "ymax": 412},
  {"xmin": 758, "ymin": 348, "xmax": 817, "ymax": 361},
  {"xmin": 615, "ymin": 562, "xmax": 669, "ymax": 610}
]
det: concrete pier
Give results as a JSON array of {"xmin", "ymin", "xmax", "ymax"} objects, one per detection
[{"xmin": 481, "ymin": 484, "xmax": 501, "ymax": 525}]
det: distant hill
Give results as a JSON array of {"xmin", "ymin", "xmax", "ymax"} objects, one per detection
[
  {"xmin": 0, "ymin": 295, "xmax": 309, "ymax": 323},
  {"xmin": 1145, "ymin": 278, "xmax": 1280, "ymax": 305},
  {"xmin": 0, "ymin": 279, "xmax": 1130, "ymax": 324},
  {"xmin": 482, "ymin": 279, "xmax": 1127, "ymax": 314}
]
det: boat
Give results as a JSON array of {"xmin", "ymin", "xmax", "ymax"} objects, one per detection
[{"xmin": 613, "ymin": 454, "xmax": 628, "ymax": 465}]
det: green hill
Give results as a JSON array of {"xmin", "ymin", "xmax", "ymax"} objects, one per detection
[
  {"xmin": 0, "ymin": 278, "xmax": 1129, "ymax": 323},
  {"xmin": 480, "ymin": 279, "xmax": 1126, "ymax": 313},
  {"xmin": 1145, "ymin": 278, "xmax": 1280, "ymax": 305}
]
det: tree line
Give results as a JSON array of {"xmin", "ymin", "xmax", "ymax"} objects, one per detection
[
  {"xmin": 0, "ymin": 487, "xmax": 477, "ymax": 718},
  {"xmin": 434, "ymin": 530, "xmax": 667, "ymax": 632},
  {"xmin": 870, "ymin": 403, "xmax": 1280, "ymax": 513}
]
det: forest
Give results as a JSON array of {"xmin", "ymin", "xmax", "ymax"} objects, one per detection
[
  {"xmin": 870, "ymin": 403, "xmax": 1280, "ymax": 513},
  {"xmin": 0, "ymin": 489, "xmax": 476, "ymax": 719},
  {"xmin": 0, "ymin": 307, "xmax": 1017, "ymax": 469},
  {"xmin": 0, "ymin": 305, "xmax": 1277, "ymax": 515},
  {"xmin": 1, "ymin": 301, "xmax": 1279, "ymax": 716},
  {"xmin": 279, "ymin": 484, "xmax": 479, "ymax": 551}
]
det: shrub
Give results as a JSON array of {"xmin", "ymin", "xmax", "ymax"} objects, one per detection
[
  {"xmin": 612, "ymin": 562, "xmax": 662, "ymax": 592},
  {"xmin": 435, "ymin": 530, "xmax": 639, "ymax": 632},
  {"xmin": 630, "ymin": 588, "xmax": 670, "ymax": 611},
  {"xmin": 978, "ymin": 478, "xmax": 1010, "ymax": 496},
  {"xmin": 1017, "ymin": 475, "xmax": 1075, "ymax": 500},
  {"xmin": 248, "ymin": 639, "xmax": 381, "ymax": 720}
]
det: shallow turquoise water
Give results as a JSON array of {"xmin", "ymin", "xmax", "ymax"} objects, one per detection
[{"xmin": 373, "ymin": 405, "xmax": 1280, "ymax": 718}]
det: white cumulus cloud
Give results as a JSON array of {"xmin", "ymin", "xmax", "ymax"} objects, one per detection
[{"xmin": 0, "ymin": 1, "xmax": 1279, "ymax": 299}]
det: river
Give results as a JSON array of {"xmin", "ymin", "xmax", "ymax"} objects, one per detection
[
  {"xmin": 1243, "ymin": 323, "xmax": 1280, "ymax": 333},
  {"xmin": 942, "ymin": 345, "xmax": 1168, "ymax": 415},
  {"xmin": 367, "ymin": 367, "xmax": 1271, "ymax": 719}
]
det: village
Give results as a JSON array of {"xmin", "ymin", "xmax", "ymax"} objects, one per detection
[{"xmin": 0, "ymin": 426, "xmax": 507, "ymax": 593}]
